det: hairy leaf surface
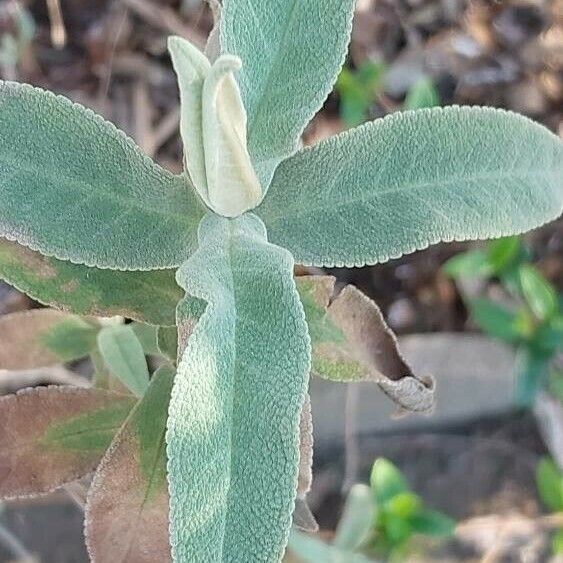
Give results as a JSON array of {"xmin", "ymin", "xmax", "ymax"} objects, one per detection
[
  {"xmin": 0, "ymin": 386, "xmax": 135, "ymax": 498},
  {"xmin": 258, "ymin": 107, "xmax": 563, "ymax": 267},
  {"xmin": 0, "ymin": 81, "xmax": 204, "ymax": 270},
  {"xmin": 0, "ymin": 309, "xmax": 98, "ymax": 369},
  {"xmin": 297, "ymin": 276, "xmax": 434, "ymax": 412},
  {"xmin": 221, "ymin": 0, "xmax": 355, "ymax": 189},
  {"xmin": 167, "ymin": 213, "xmax": 311, "ymax": 562},
  {"xmin": 97, "ymin": 325, "xmax": 150, "ymax": 397},
  {"xmin": 85, "ymin": 365, "xmax": 174, "ymax": 562},
  {"xmin": 0, "ymin": 239, "xmax": 181, "ymax": 325}
]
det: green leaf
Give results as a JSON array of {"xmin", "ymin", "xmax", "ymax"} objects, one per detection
[
  {"xmin": 288, "ymin": 529, "xmax": 375, "ymax": 563},
  {"xmin": 470, "ymin": 298, "xmax": 521, "ymax": 343},
  {"xmin": 442, "ymin": 249, "xmax": 491, "ymax": 279},
  {"xmin": 536, "ymin": 457, "xmax": 563, "ymax": 512},
  {"xmin": 0, "ymin": 81, "xmax": 204, "ymax": 270},
  {"xmin": 131, "ymin": 323, "xmax": 160, "ymax": 356},
  {"xmin": 0, "ymin": 386, "xmax": 135, "ymax": 498},
  {"xmin": 553, "ymin": 530, "xmax": 563, "ymax": 555},
  {"xmin": 167, "ymin": 214, "xmax": 311, "ymax": 561},
  {"xmin": 386, "ymin": 492, "xmax": 422, "ymax": 520},
  {"xmin": 257, "ymin": 107, "xmax": 563, "ymax": 267},
  {"xmin": 297, "ymin": 276, "xmax": 434, "ymax": 413},
  {"xmin": 0, "ymin": 239, "xmax": 182, "ymax": 326},
  {"xmin": 157, "ymin": 326, "xmax": 178, "ymax": 363},
  {"xmin": 0, "ymin": 309, "xmax": 98, "ymax": 369},
  {"xmin": 404, "ymin": 77, "xmax": 439, "ymax": 110},
  {"xmin": 221, "ymin": 0, "xmax": 355, "ymax": 189},
  {"xmin": 97, "ymin": 325, "xmax": 150, "ymax": 397},
  {"xmin": 85, "ymin": 364, "xmax": 174, "ymax": 562},
  {"xmin": 409, "ymin": 509, "xmax": 455, "ymax": 537},
  {"xmin": 371, "ymin": 458, "xmax": 408, "ymax": 505},
  {"xmin": 333, "ymin": 484, "xmax": 375, "ymax": 551},
  {"xmin": 487, "ymin": 236, "xmax": 522, "ymax": 274},
  {"xmin": 519, "ymin": 264, "xmax": 558, "ymax": 321}
]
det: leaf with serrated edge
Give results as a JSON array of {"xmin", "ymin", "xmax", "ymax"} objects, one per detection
[
  {"xmin": 258, "ymin": 107, "xmax": 563, "ymax": 267},
  {"xmin": 0, "ymin": 81, "xmax": 205, "ymax": 270},
  {"xmin": 0, "ymin": 386, "xmax": 135, "ymax": 499},
  {"xmin": 293, "ymin": 394, "xmax": 317, "ymax": 533},
  {"xmin": 221, "ymin": 0, "xmax": 355, "ymax": 190},
  {"xmin": 0, "ymin": 239, "xmax": 181, "ymax": 326},
  {"xmin": 297, "ymin": 276, "xmax": 434, "ymax": 413},
  {"xmin": 97, "ymin": 325, "xmax": 150, "ymax": 398},
  {"xmin": 0, "ymin": 309, "xmax": 98, "ymax": 369},
  {"xmin": 167, "ymin": 213, "xmax": 311, "ymax": 561},
  {"xmin": 85, "ymin": 364, "xmax": 174, "ymax": 563}
]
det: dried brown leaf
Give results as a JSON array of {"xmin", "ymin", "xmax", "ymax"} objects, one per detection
[{"xmin": 0, "ymin": 386, "xmax": 135, "ymax": 499}]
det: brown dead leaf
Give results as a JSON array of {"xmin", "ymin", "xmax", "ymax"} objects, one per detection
[{"xmin": 0, "ymin": 386, "xmax": 135, "ymax": 499}]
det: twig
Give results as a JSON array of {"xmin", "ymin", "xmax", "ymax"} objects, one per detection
[
  {"xmin": 133, "ymin": 78, "xmax": 155, "ymax": 156},
  {"xmin": 63, "ymin": 481, "xmax": 89, "ymax": 512},
  {"xmin": 342, "ymin": 383, "xmax": 360, "ymax": 493},
  {"xmin": 45, "ymin": 0, "xmax": 66, "ymax": 49},
  {"xmin": 0, "ymin": 521, "xmax": 35, "ymax": 562},
  {"xmin": 152, "ymin": 107, "xmax": 181, "ymax": 154}
]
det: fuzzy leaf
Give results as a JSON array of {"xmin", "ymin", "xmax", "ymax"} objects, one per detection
[
  {"xmin": 0, "ymin": 309, "xmax": 98, "ymax": 369},
  {"xmin": 333, "ymin": 484, "xmax": 375, "ymax": 551},
  {"xmin": 297, "ymin": 276, "xmax": 434, "ymax": 412},
  {"xmin": 0, "ymin": 81, "xmax": 204, "ymax": 270},
  {"xmin": 258, "ymin": 107, "xmax": 563, "ymax": 267},
  {"xmin": 221, "ymin": 0, "xmax": 355, "ymax": 189},
  {"xmin": 0, "ymin": 239, "xmax": 182, "ymax": 326},
  {"xmin": 167, "ymin": 213, "xmax": 311, "ymax": 561},
  {"xmin": 0, "ymin": 386, "xmax": 135, "ymax": 498},
  {"xmin": 97, "ymin": 325, "xmax": 150, "ymax": 397},
  {"xmin": 85, "ymin": 364, "xmax": 174, "ymax": 562}
]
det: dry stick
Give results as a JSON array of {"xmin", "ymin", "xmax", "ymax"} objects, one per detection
[
  {"xmin": 120, "ymin": 0, "xmax": 207, "ymax": 48},
  {"xmin": 133, "ymin": 78, "xmax": 155, "ymax": 157},
  {"xmin": 63, "ymin": 480, "xmax": 89, "ymax": 512},
  {"xmin": 0, "ymin": 521, "xmax": 35, "ymax": 562},
  {"xmin": 342, "ymin": 383, "xmax": 361, "ymax": 494},
  {"xmin": 45, "ymin": 0, "xmax": 66, "ymax": 49},
  {"xmin": 152, "ymin": 107, "xmax": 181, "ymax": 154}
]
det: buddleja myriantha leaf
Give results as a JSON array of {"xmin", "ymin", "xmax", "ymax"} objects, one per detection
[
  {"xmin": 258, "ymin": 107, "xmax": 563, "ymax": 267},
  {"xmin": 221, "ymin": 0, "xmax": 355, "ymax": 190},
  {"xmin": 0, "ymin": 81, "xmax": 204, "ymax": 270},
  {"xmin": 0, "ymin": 239, "xmax": 181, "ymax": 325},
  {"xmin": 167, "ymin": 213, "xmax": 311, "ymax": 562}
]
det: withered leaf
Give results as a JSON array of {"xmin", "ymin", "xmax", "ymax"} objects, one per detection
[
  {"xmin": 297, "ymin": 276, "xmax": 434, "ymax": 413},
  {"xmin": 0, "ymin": 386, "xmax": 135, "ymax": 498},
  {"xmin": 85, "ymin": 364, "xmax": 175, "ymax": 562}
]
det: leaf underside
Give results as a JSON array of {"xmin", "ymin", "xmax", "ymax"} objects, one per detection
[
  {"xmin": 85, "ymin": 365, "xmax": 174, "ymax": 563},
  {"xmin": 0, "ymin": 386, "xmax": 135, "ymax": 499},
  {"xmin": 167, "ymin": 213, "xmax": 311, "ymax": 562},
  {"xmin": 297, "ymin": 276, "xmax": 434, "ymax": 413},
  {"xmin": 221, "ymin": 0, "xmax": 355, "ymax": 190},
  {"xmin": 0, "ymin": 81, "xmax": 204, "ymax": 270},
  {"xmin": 0, "ymin": 309, "xmax": 97, "ymax": 369},
  {"xmin": 0, "ymin": 238, "xmax": 182, "ymax": 325},
  {"xmin": 258, "ymin": 106, "xmax": 563, "ymax": 267}
]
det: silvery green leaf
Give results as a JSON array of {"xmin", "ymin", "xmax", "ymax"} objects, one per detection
[
  {"xmin": 258, "ymin": 107, "xmax": 563, "ymax": 267},
  {"xmin": 167, "ymin": 213, "xmax": 311, "ymax": 561},
  {"xmin": 97, "ymin": 325, "xmax": 150, "ymax": 398},
  {"xmin": 333, "ymin": 484, "xmax": 374, "ymax": 551},
  {"xmin": 221, "ymin": 0, "xmax": 355, "ymax": 190},
  {"xmin": 0, "ymin": 81, "xmax": 204, "ymax": 270},
  {"xmin": 0, "ymin": 239, "xmax": 182, "ymax": 326}
]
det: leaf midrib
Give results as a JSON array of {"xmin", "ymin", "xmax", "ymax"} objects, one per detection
[{"xmin": 264, "ymin": 167, "xmax": 559, "ymax": 224}]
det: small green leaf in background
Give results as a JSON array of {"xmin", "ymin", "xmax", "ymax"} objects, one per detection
[
  {"xmin": 470, "ymin": 299, "xmax": 521, "ymax": 343},
  {"xmin": 519, "ymin": 264, "xmax": 558, "ymax": 321},
  {"xmin": 442, "ymin": 249, "xmax": 491, "ymax": 279},
  {"xmin": 336, "ymin": 61, "xmax": 386, "ymax": 128},
  {"xmin": 333, "ymin": 484, "xmax": 374, "ymax": 551},
  {"xmin": 157, "ymin": 326, "xmax": 178, "ymax": 363},
  {"xmin": 553, "ymin": 530, "xmax": 563, "ymax": 555},
  {"xmin": 403, "ymin": 77, "xmax": 439, "ymax": 110},
  {"xmin": 409, "ymin": 509, "xmax": 455, "ymax": 537},
  {"xmin": 386, "ymin": 492, "xmax": 422, "ymax": 520},
  {"xmin": 97, "ymin": 325, "xmax": 150, "ymax": 397},
  {"xmin": 536, "ymin": 457, "xmax": 563, "ymax": 512},
  {"xmin": 487, "ymin": 236, "xmax": 522, "ymax": 275},
  {"xmin": 131, "ymin": 323, "xmax": 161, "ymax": 357},
  {"xmin": 371, "ymin": 458, "xmax": 408, "ymax": 504},
  {"xmin": 514, "ymin": 349, "xmax": 547, "ymax": 407}
]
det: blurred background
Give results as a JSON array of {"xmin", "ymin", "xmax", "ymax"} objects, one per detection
[{"xmin": 0, "ymin": 0, "xmax": 561, "ymax": 561}]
